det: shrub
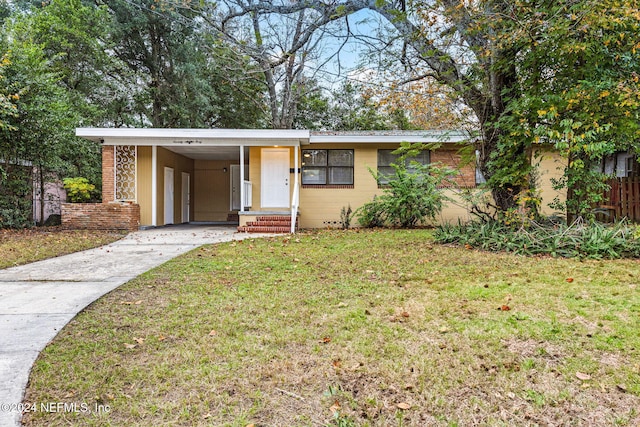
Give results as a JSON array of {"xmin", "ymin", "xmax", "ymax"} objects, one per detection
[
  {"xmin": 63, "ymin": 177, "xmax": 97, "ymax": 203},
  {"xmin": 356, "ymin": 155, "xmax": 455, "ymax": 228},
  {"xmin": 357, "ymin": 197, "xmax": 386, "ymax": 228}
]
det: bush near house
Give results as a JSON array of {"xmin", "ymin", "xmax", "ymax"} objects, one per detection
[
  {"xmin": 62, "ymin": 177, "xmax": 97, "ymax": 203},
  {"xmin": 357, "ymin": 144, "xmax": 456, "ymax": 228}
]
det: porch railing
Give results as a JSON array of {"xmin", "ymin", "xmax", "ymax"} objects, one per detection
[{"xmin": 243, "ymin": 180, "xmax": 252, "ymax": 209}]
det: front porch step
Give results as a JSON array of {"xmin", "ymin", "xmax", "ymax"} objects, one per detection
[
  {"xmin": 237, "ymin": 214, "xmax": 297, "ymax": 233},
  {"xmin": 245, "ymin": 220, "xmax": 291, "ymax": 227},
  {"xmin": 237, "ymin": 225, "xmax": 292, "ymax": 233}
]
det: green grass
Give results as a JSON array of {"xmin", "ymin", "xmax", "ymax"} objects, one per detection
[
  {"xmin": 0, "ymin": 227, "xmax": 126, "ymax": 269},
  {"xmin": 23, "ymin": 229, "xmax": 640, "ymax": 426}
]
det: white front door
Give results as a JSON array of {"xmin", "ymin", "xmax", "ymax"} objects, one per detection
[
  {"xmin": 261, "ymin": 148, "xmax": 290, "ymax": 208},
  {"xmin": 181, "ymin": 172, "xmax": 190, "ymax": 223},
  {"xmin": 164, "ymin": 167, "xmax": 174, "ymax": 225}
]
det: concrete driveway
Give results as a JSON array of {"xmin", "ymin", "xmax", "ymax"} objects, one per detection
[{"xmin": 0, "ymin": 225, "xmax": 271, "ymax": 427}]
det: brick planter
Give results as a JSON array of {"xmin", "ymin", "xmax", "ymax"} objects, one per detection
[{"xmin": 62, "ymin": 202, "xmax": 140, "ymax": 231}]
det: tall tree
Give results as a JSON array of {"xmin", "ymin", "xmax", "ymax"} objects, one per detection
[
  {"xmin": 198, "ymin": 0, "xmax": 341, "ymax": 129},
  {"xmin": 208, "ymin": 0, "xmax": 640, "ymax": 214},
  {"xmin": 95, "ymin": 0, "xmax": 265, "ymax": 128}
]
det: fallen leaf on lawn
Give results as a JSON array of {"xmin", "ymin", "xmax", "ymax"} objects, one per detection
[
  {"xmin": 499, "ymin": 305, "xmax": 511, "ymax": 311},
  {"xmin": 321, "ymin": 336, "xmax": 331, "ymax": 344},
  {"xmin": 566, "ymin": 277, "xmax": 574, "ymax": 283},
  {"xmin": 202, "ymin": 413, "xmax": 211, "ymax": 419},
  {"xmin": 245, "ymin": 424, "xmax": 255, "ymax": 427},
  {"xmin": 576, "ymin": 371, "xmax": 591, "ymax": 381},
  {"xmin": 616, "ymin": 384, "xmax": 628, "ymax": 393},
  {"xmin": 401, "ymin": 311, "xmax": 410, "ymax": 318},
  {"xmin": 120, "ymin": 301, "xmax": 134, "ymax": 305},
  {"xmin": 332, "ymin": 359, "xmax": 342, "ymax": 368},
  {"xmin": 329, "ymin": 400, "xmax": 341, "ymax": 413},
  {"xmin": 134, "ymin": 300, "xmax": 143, "ymax": 305},
  {"xmin": 157, "ymin": 335, "xmax": 166, "ymax": 341},
  {"xmin": 208, "ymin": 330, "xmax": 217, "ymax": 336},
  {"xmin": 464, "ymin": 244, "xmax": 473, "ymax": 250},
  {"xmin": 396, "ymin": 402, "xmax": 411, "ymax": 410},
  {"xmin": 133, "ymin": 337, "xmax": 145, "ymax": 344},
  {"xmin": 124, "ymin": 343, "xmax": 136, "ymax": 349}
]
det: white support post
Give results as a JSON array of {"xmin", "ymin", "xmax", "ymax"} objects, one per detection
[
  {"xmin": 291, "ymin": 146, "xmax": 300, "ymax": 233},
  {"xmin": 239, "ymin": 145, "xmax": 245, "ymax": 213},
  {"xmin": 151, "ymin": 146, "xmax": 157, "ymax": 226}
]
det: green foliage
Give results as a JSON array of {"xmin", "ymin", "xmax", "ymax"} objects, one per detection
[
  {"xmin": 63, "ymin": 177, "xmax": 96, "ymax": 203},
  {"xmin": 356, "ymin": 196, "xmax": 387, "ymax": 228},
  {"xmin": 435, "ymin": 218, "xmax": 640, "ymax": 260},
  {"xmin": 0, "ymin": 165, "xmax": 32, "ymax": 228},
  {"xmin": 492, "ymin": 0, "xmax": 640, "ymax": 218},
  {"xmin": 357, "ymin": 144, "xmax": 455, "ymax": 228}
]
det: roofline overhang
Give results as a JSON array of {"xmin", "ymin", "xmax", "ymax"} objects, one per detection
[
  {"xmin": 76, "ymin": 128, "xmax": 310, "ymax": 146},
  {"xmin": 307, "ymin": 130, "xmax": 469, "ymax": 144}
]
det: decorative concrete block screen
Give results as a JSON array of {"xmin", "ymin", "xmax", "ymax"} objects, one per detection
[{"xmin": 61, "ymin": 202, "xmax": 140, "ymax": 231}]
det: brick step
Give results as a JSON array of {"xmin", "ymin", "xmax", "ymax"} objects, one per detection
[
  {"xmin": 238, "ymin": 225, "xmax": 292, "ymax": 233},
  {"xmin": 256, "ymin": 216, "xmax": 291, "ymax": 222},
  {"xmin": 246, "ymin": 220, "xmax": 292, "ymax": 227}
]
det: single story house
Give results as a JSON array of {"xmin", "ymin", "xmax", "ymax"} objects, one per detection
[{"xmin": 72, "ymin": 128, "xmax": 565, "ymax": 232}]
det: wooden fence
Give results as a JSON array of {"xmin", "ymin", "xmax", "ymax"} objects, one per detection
[{"xmin": 600, "ymin": 177, "xmax": 640, "ymax": 222}]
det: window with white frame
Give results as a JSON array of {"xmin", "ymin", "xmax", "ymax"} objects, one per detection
[
  {"xmin": 302, "ymin": 149, "xmax": 354, "ymax": 186},
  {"xmin": 377, "ymin": 149, "xmax": 430, "ymax": 185}
]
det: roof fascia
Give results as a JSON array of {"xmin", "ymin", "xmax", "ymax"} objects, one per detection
[
  {"xmin": 307, "ymin": 131, "xmax": 469, "ymax": 145},
  {"xmin": 76, "ymin": 128, "xmax": 310, "ymax": 146}
]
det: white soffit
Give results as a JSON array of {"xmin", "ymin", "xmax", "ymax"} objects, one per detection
[{"xmin": 76, "ymin": 128, "xmax": 310, "ymax": 146}]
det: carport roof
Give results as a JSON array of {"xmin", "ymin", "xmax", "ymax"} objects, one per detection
[{"xmin": 76, "ymin": 128, "xmax": 310, "ymax": 146}]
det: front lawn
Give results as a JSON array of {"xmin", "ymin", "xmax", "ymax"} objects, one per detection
[
  {"xmin": 23, "ymin": 229, "xmax": 640, "ymax": 426},
  {"xmin": 0, "ymin": 227, "xmax": 126, "ymax": 269}
]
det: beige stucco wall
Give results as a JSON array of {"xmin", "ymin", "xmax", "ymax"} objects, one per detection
[
  {"xmin": 535, "ymin": 147, "xmax": 566, "ymax": 216},
  {"xmin": 296, "ymin": 144, "xmax": 483, "ymax": 228},
  {"xmin": 193, "ymin": 159, "xmax": 237, "ymax": 222}
]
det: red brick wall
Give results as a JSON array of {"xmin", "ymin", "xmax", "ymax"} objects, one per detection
[
  {"xmin": 102, "ymin": 146, "xmax": 115, "ymax": 203},
  {"xmin": 62, "ymin": 202, "xmax": 140, "ymax": 231},
  {"xmin": 431, "ymin": 149, "xmax": 476, "ymax": 188}
]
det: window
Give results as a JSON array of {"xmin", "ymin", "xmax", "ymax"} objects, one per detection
[
  {"xmin": 302, "ymin": 149, "xmax": 354, "ymax": 186},
  {"xmin": 377, "ymin": 149, "xmax": 429, "ymax": 185}
]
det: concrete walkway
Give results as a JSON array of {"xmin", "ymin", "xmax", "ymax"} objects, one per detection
[{"xmin": 0, "ymin": 225, "xmax": 270, "ymax": 427}]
